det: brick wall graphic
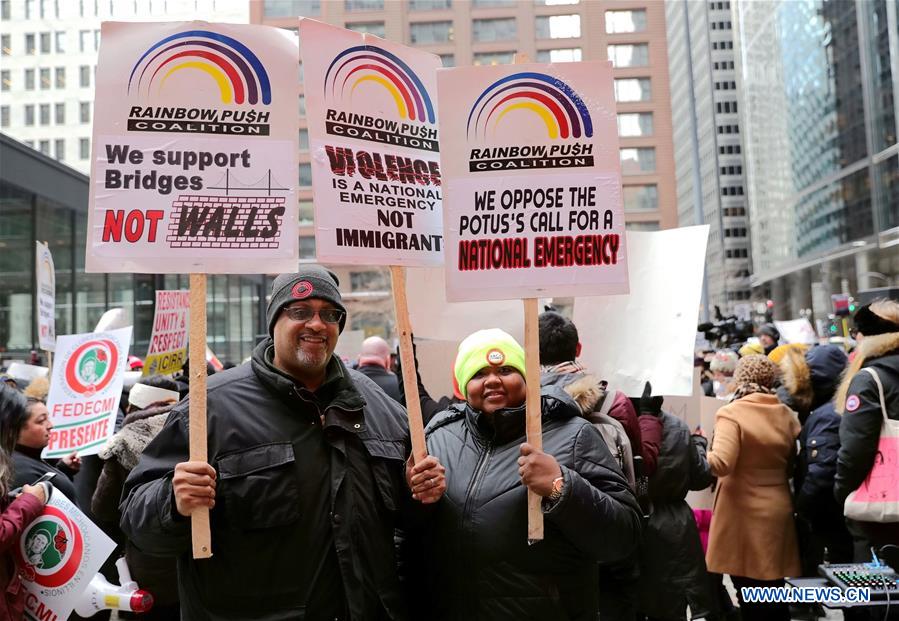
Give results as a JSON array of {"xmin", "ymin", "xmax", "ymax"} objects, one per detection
[{"xmin": 166, "ymin": 169, "xmax": 289, "ymax": 249}]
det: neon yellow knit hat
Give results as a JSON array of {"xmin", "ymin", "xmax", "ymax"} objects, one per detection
[{"xmin": 454, "ymin": 328, "xmax": 527, "ymax": 399}]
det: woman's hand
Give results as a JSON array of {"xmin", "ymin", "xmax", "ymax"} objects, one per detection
[
  {"xmin": 406, "ymin": 455, "xmax": 446, "ymax": 504},
  {"xmin": 21, "ymin": 483, "xmax": 47, "ymax": 505},
  {"xmin": 61, "ymin": 451, "xmax": 81, "ymax": 472},
  {"xmin": 518, "ymin": 443, "xmax": 562, "ymax": 497}
]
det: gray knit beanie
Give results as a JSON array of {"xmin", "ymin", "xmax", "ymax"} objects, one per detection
[{"xmin": 266, "ymin": 265, "xmax": 346, "ymax": 335}]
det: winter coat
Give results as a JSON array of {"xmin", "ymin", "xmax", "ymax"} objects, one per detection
[
  {"xmin": 92, "ymin": 403, "xmax": 177, "ymax": 607},
  {"xmin": 416, "ymin": 386, "xmax": 642, "ymax": 620},
  {"xmin": 706, "ymin": 393, "xmax": 801, "ymax": 580},
  {"xmin": 11, "ymin": 447, "xmax": 76, "ymax": 502},
  {"xmin": 541, "ymin": 369, "xmax": 662, "ymax": 476},
  {"xmin": 357, "ymin": 365, "xmax": 402, "ymax": 404},
  {"xmin": 834, "ymin": 330, "xmax": 899, "ymax": 546},
  {"xmin": 0, "ymin": 493, "xmax": 43, "ymax": 621},
  {"xmin": 637, "ymin": 412, "xmax": 716, "ymax": 620},
  {"xmin": 120, "ymin": 340, "xmax": 416, "ymax": 621}
]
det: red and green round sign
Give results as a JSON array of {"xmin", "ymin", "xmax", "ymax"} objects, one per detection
[
  {"xmin": 64, "ymin": 339, "xmax": 118, "ymax": 397},
  {"xmin": 16, "ymin": 505, "xmax": 84, "ymax": 588}
]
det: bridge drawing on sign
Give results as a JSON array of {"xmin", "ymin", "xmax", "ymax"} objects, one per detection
[{"xmin": 206, "ymin": 169, "xmax": 290, "ymax": 196}]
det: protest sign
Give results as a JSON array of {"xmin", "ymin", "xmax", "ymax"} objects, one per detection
[
  {"xmin": 437, "ymin": 61, "xmax": 628, "ymax": 302},
  {"xmin": 44, "ymin": 327, "xmax": 132, "ymax": 459},
  {"xmin": 36, "ymin": 242, "xmax": 56, "ymax": 352},
  {"xmin": 299, "ymin": 19, "xmax": 443, "ymax": 267},
  {"xmin": 144, "ymin": 290, "xmax": 189, "ymax": 376},
  {"xmin": 774, "ymin": 318, "xmax": 818, "ymax": 345},
  {"xmin": 85, "ymin": 21, "xmax": 299, "ymax": 274},
  {"xmin": 16, "ymin": 489, "xmax": 116, "ymax": 621},
  {"xmin": 574, "ymin": 226, "xmax": 710, "ymax": 397}
]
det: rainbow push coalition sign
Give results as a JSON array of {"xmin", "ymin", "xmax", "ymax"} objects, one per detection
[
  {"xmin": 86, "ymin": 22, "xmax": 299, "ymax": 275},
  {"xmin": 300, "ymin": 19, "xmax": 443, "ymax": 268},
  {"xmin": 438, "ymin": 61, "xmax": 629, "ymax": 303}
]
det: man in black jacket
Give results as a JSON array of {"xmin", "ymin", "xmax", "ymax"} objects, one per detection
[
  {"xmin": 120, "ymin": 266, "xmax": 446, "ymax": 621},
  {"xmin": 356, "ymin": 336, "xmax": 402, "ymax": 403}
]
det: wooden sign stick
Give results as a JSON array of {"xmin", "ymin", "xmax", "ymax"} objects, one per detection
[
  {"xmin": 390, "ymin": 266, "xmax": 427, "ymax": 462},
  {"xmin": 189, "ymin": 273, "xmax": 212, "ymax": 559},
  {"xmin": 524, "ymin": 297, "xmax": 544, "ymax": 542}
]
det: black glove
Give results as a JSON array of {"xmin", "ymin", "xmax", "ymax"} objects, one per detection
[{"xmin": 635, "ymin": 381, "xmax": 663, "ymax": 417}]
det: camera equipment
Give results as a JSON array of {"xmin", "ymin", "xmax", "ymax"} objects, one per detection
[{"xmin": 698, "ymin": 306, "xmax": 755, "ymax": 349}]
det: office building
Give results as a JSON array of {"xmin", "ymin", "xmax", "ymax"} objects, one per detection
[{"xmin": 666, "ymin": 0, "xmax": 751, "ymax": 318}]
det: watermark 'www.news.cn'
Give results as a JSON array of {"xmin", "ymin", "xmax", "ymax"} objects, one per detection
[{"xmin": 740, "ymin": 586, "xmax": 871, "ymax": 604}]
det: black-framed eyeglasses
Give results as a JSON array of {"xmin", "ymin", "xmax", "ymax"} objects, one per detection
[{"xmin": 283, "ymin": 306, "xmax": 345, "ymax": 324}]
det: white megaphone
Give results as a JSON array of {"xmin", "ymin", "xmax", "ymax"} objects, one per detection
[{"xmin": 73, "ymin": 557, "xmax": 154, "ymax": 617}]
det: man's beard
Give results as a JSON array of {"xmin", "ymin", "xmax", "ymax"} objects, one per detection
[{"xmin": 294, "ymin": 343, "xmax": 330, "ymax": 373}]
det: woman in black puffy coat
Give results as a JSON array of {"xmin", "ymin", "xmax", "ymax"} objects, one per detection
[{"xmin": 412, "ymin": 329, "xmax": 642, "ymax": 621}]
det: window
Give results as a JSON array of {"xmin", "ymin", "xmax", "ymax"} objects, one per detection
[
  {"xmin": 716, "ymin": 124, "xmax": 740, "ymax": 134},
  {"xmin": 54, "ymin": 139, "xmax": 64, "ymax": 160},
  {"xmin": 39, "ymin": 104, "xmax": 50, "ymax": 125},
  {"xmin": 535, "ymin": 15, "xmax": 581, "ymax": 39},
  {"xmin": 625, "ymin": 221, "xmax": 660, "ymax": 231},
  {"xmin": 93, "ymin": 29, "xmax": 99, "ymax": 51},
  {"xmin": 607, "ymin": 43, "xmax": 649, "ymax": 68},
  {"xmin": 1, "ymin": 34, "xmax": 10, "ymax": 55},
  {"xmin": 79, "ymin": 65, "xmax": 90, "ymax": 88},
  {"xmin": 299, "ymin": 163, "xmax": 312, "ymax": 187},
  {"xmin": 605, "ymin": 9, "xmax": 647, "ymax": 33},
  {"xmin": 623, "ymin": 185, "xmax": 658, "ymax": 211},
  {"xmin": 472, "ymin": 0, "xmax": 516, "ymax": 6},
  {"xmin": 716, "ymin": 101, "xmax": 738, "ymax": 113},
  {"xmin": 54, "ymin": 102, "xmax": 65, "ymax": 123},
  {"xmin": 619, "ymin": 148, "xmax": 656, "ymax": 174},
  {"xmin": 25, "ymin": 69, "xmax": 35, "ymax": 90},
  {"xmin": 0, "ymin": 106, "xmax": 8, "ymax": 128},
  {"xmin": 472, "ymin": 18, "xmax": 516, "ymax": 42},
  {"xmin": 720, "ymin": 165, "xmax": 742, "ymax": 175},
  {"xmin": 0, "ymin": 70, "xmax": 9, "ymax": 91},
  {"xmin": 55, "ymin": 66, "xmax": 65, "ymax": 88},
  {"xmin": 40, "ymin": 32, "xmax": 50, "ymax": 54},
  {"xmin": 26, "ymin": 33, "xmax": 36, "ymax": 54},
  {"xmin": 40, "ymin": 68, "xmax": 50, "ymax": 89},
  {"xmin": 298, "ymin": 128, "xmax": 309, "ymax": 150},
  {"xmin": 346, "ymin": 22, "xmax": 385, "ymax": 37},
  {"xmin": 720, "ymin": 186, "xmax": 744, "ymax": 196},
  {"xmin": 534, "ymin": 0, "xmax": 579, "ymax": 5},
  {"xmin": 262, "ymin": 0, "xmax": 320, "ymax": 17},
  {"xmin": 0, "ymin": 0, "xmax": 9, "ymax": 19},
  {"xmin": 79, "ymin": 30, "xmax": 91, "ymax": 52},
  {"xmin": 719, "ymin": 144, "xmax": 742, "ymax": 155},
  {"xmin": 79, "ymin": 138, "xmax": 90, "ymax": 159},
  {"xmin": 298, "ymin": 94, "xmax": 306, "ymax": 115},
  {"xmin": 345, "ymin": 0, "xmax": 383, "ymax": 9},
  {"xmin": 439, "ymin": 53, "xmax": 455, "ymax": 67},
  {"xmin": 299, "ymin": 236, "xmax": 316, "ymax": 260},
  {"xmin": 536, "ymin": 48, "xmax": 582, "ymax": 63},
  {"xmin": 617, "ymin": 112, "xmax": 653, "ymax": 137},
  {"xmin": 39, "ymin": 140, "xmax": 50, "ymax": 155},
  {"xmin": 614, "ymin": 78, "xmax": 651, "ymax": 102},
  {"xmin": 298, "ymin": 201, "xmax": 314, "ymax": 224},
  {"xmin": 55, "ymin": 31, "xmax": 65, "ymax": 53},
  {"xmin": 410, "ymin": 21, "xmax": 453, "ymax": 44},
  {"xmin": 410, "ymin": 0, "xmax": 451, "ymax": 9},
  {"xmin": 80, "ymin": 101, "xmax": 90, "ymax": 123},
  {"xmin": 723, "ymin": 206, "xmax": 746, "ymax": 216},
  {"xmin": 473, "ymin": 51, "xmax": 514, "ymax": 66}
]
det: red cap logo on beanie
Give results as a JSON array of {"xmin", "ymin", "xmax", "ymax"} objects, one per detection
[
  {"xmin": 291, "ymin": 281, "xmax": 313, "ymax": 300},
  {"xmin": 486, "ymin": 349, "xmax": 505, "ymax": 366}
]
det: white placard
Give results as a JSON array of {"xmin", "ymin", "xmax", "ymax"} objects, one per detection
[
  {"xmin": 300, "ymin": 19, "xmax": 443, "ymax": 267},
  {"xmin": 774, "ymin": 318, "xmax": 818, "ymax": 345},
  {"xmin": 437, "ymin": 61, "xmax": 628, "ymax": 302},
  {"xmin": 44, "ymin": 327, "xmax": 132, "ymax": 458},
  {"xmin": 574, "ymin": 226, "xmax": 709, "ymax": 397},
  {"xmin": 36, "ymin": 242, "xmax": 56, "ymax": 351},
  {"xmin": 85, "ymin": 21, "xmax": 299, "ymax": 274},
  {"xmin": 16, "ymin": 489, "xmax": 116, "ymax": 621}
]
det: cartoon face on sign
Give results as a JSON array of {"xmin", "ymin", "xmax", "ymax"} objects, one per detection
[
  {"xmin": 64, "ymin": 339, "xmax": 119, "ymax": 397},
  {"xmin": 17, "ymin": 507, "xmax": 82, "ymax": 587}
]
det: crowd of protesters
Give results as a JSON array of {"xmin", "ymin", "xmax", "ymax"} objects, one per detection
[{"xmin": 0, "ymin": 265, "xmax": 897, "ymax": 621}]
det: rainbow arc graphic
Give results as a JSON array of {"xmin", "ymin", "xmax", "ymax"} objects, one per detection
[
  {"xmin": 324, "ymin": 45, "xmax": 435, "ymax": 124},
  {"xmin": 128, "ymin": 30, "xmax": 271, "ymax": 105},
  {"xmin": 467, "ymin": 72, "xmax": 593, "ymax": 140}
]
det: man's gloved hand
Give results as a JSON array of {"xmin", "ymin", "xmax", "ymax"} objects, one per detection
[{"xmin": 637, "ymin": 381, "xmax": 664, "ymax": 417}]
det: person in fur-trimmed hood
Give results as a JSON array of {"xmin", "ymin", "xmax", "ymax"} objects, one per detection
[
  {"xmin": 834, "ymin": 299, "xmax": 899, "ymax": 557},
  {"xmin": 92, "ymin": 375, "xmax": 181, "ymax": 620}
]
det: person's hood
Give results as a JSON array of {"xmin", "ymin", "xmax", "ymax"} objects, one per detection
[
  {"xmin": 780, "ymin": 345, "xmax": 847, "ymax": 414},
  {"xmin": 835, "ymin": 331, "xmax": 899, "ymax": 414},
  {"xmin": 98, "ymin": 403, "xmax": 174, "ymax": 471}
]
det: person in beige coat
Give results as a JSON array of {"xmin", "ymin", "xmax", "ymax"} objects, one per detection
[{"xmin": 705, "ymin": 354, "xmax": 801, "ymax": 621}]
